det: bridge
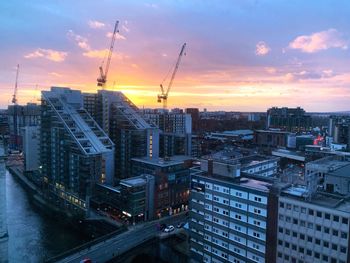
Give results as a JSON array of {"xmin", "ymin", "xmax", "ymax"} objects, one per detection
[{"xmin": 46, "ymin": 212, "xmax": 186, "ymax": 263}]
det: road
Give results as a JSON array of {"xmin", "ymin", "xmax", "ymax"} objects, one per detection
[{"xmin": 56, "ymin": 212, "xmax": 187, "ymax": 263}]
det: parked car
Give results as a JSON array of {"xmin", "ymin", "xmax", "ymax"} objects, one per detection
[{"xmin": 164, "ymin": 225, "xmax": 175, "ymax": 233}]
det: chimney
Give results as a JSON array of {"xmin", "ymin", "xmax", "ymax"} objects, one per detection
[{"xmin": 208, "ymin": 159, "xmax": 213, "ymax": 176}]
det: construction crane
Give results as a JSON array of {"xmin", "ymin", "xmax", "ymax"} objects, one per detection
[
  {"xmin": 12, "ymin": 64, "xmax": 19, "ymax": 151},
  {"xmin": 97, "ymin": 20, "xmax": 119, "ymax": 89},
  {"xmin": 158, "ymin": 43, "xmax": 186, "ymax": 110}
]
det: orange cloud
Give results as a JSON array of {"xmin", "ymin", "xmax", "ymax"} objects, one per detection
[{"xmin": 24, "ymin": 48, "xmax": 67, "ymax": 62}]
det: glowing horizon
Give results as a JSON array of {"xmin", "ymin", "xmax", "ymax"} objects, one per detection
[{"xmin": 1, "ymin": 1, "xmax": 350, "ymax": 112}]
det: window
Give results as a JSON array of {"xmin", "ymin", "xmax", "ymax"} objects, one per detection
[
  {"xmin": 307, "ymin": 236, "xmax": 312, "ymax": 242},
  {"xmin": 253, "ymin": 232, "xmax": 261, "ymax": 238},
  {"xmin": 315, "ymin": 239, "xmax": 321, "ymax": 245},
  {"xmin": 285, "ymin": 242, "xmax": 290, "ymax": 248},
  {"xmin": 286, "ymin": 217, "xmax": 291, "ymax": 223},
  {"xmin": 333, "ymin": 215, "xmax": 339, "ymax": 222},
  {"xmin": 280, "ymin": 202, "xmax": 284, "ymax": 208},
  {"xmin": 300, "ymin": 220, "xmax": 305, "ymax": 227},
  {"xmin": 332, "ymin": 230, "xmax": 338, "ymax": 236},
  {"xmin": 287, "ymin": 204, "xmax": 292, "ymax": 210},
  {"xmin": 292, "ymin": 244, "xmax": 297, "ymax": 251},
  {"xmin": 299, "ymin": 247, "xmax": 304, "ymax": 253},
  {"xmin": 292, "ymin": 232, "xmax": 297, "ymax": 237},
  {"xmin": 293, "ymin": 205, "xmax": 299, "ymax": 212},
  {"xmin": 278, "ymin": 227, "xmax": 283, "ymax": 233},
  {"xmin": 278, "ymin": 239, "xmax": 283, "ymax": 245},
  {"xmin": 254, "ymin": 196, "xmax": 262, "ymax": 202},
  {"xmin": 325, "ymin": 213, "xmax": 331, "ymax": 220},
  {"xmin": 324, "ymin": 227, "xmax": 330, "ymax": 234},
  {"xmin": 316, "ymin": 211, "xmax": 322, "ymax": 218},
  {"xmin": 301, "ymin": 207, "xmax": 306, "ymax": 213},
  {"xmin": 340, "ymin": 246, "xmax": 346, "ymax": 253},
  {"xmin": 308, "ymin": 209, "xmax": 314, "ymax": 215},
  {"xmin": 341, "ymin": 232, "xmax": 347, "ymax": 239},
  {"xmin": 314, "ymin": 252, "xmax": 320, "ymax": 259},
  {"xmin": 324, "ymin": 241, "xmax": 329, "ymax": 248},
  {"xmin": 316, "ymin": 225, "xmax": 321, "ymax": 231},
  {"xmin": 342, "ymin": 217, "xmax": 348, "ymax": 224},
  {"xmin": 306, "ymin": 250, "xmax": 312, "ymax": 256},
  {"xmin": 300, "ymin": 234, "xmax": 305, "ymax": 240},
  {"xmin": 285, "ymin": 229, "xmax": 290, "ymax": 235},
  {"xmin": 332, "ymin": 244, "xmax": 338, "ymax": 251},
  {"xmin": 293, "ymin": 218, "xmax": 298, "ymax": 224},
  {"xmin": 307, "ymin": 222, "xmax": 313, "ymax": 229},
  {"xmin": 322, "ymin": 255, "xmax": 328, "ymax": 262}
]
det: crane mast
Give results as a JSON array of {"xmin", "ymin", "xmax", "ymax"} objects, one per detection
[
  {"xmin": 97, "ymin": 20, "xmax": 119, "ymax": 89},
  {"xmin": 158, "ymin": 43, "xmax": 186, "ymax": 109},
  {"xmin": 12, "ymin": 64, "xmax": 19, "ymax": 150}
]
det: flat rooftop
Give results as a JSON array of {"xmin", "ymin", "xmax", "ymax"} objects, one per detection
[
  {"xmin": 306, "ymin": 156, "xmax": 350, "ymax": 171},
  {"xmin": 195, "ymin": 172, "xmax": 275, "ymax": 193},
  {"xmin": 328, "ymin": 164, "xmax": 350, "ymax": 178},
  {"xmin": 132, "ymin": 155, "xmax": 191, "ymax": 167},
  {"xmin": 120, "ymin": 177, "xmax": 146, "ymax": 187}
]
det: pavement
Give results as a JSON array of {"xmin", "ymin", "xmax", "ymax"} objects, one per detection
[{"xmin": 56, "ymin": 212, "xmax": 187, "ymax": 263}]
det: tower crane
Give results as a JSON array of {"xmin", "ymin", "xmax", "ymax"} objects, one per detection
[
  {"xmin": 158, "ymin": 43, "xmax": 186, "ymax": 110},
  {"xmin": 12, "ymin": 64, "xmax": 19, "ymax": 150},
  {"xmin": 97, "ymin": 20, "xmax": 119, "ymax": 89}
]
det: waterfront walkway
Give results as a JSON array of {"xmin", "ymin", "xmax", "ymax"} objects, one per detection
[{"xmin": 47, "ymin": 212, "xmax": 187, "ymax": 263}]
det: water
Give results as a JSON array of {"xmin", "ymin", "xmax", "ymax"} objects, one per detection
[{"xmin": 5, "ymin": 167, "xmax": 86, "ymax": 262}]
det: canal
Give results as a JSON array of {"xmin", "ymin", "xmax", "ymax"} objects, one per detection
[{"xmin": 5, "ymin": 167, "xmax": 87, "ymax": 262}]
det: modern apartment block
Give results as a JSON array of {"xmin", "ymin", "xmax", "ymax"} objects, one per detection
[
  {"xmin": 83, "ymin": 90, "xmax": 160, "ymax": 179},
  {"xmin": 277, "ymin": 186, "xmax": 350, "ymax": 263},
  {"xmin": 142, "ymin": 109, "xmax": 192, "ymax": 157},
  {"xmin": 189, "ymin": 159, "xmax": 278, "ymax": 263},
  {"xmin": 40, "ymin": 87, "xmax": 115, "ymax": 215}
]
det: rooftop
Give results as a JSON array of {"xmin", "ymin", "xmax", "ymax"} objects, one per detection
[
  {"xmin": 306, "ymin": 156, "xmax": 350, "ymax": 172},
  {"xmin": 120, "ymin": 177, "xmax": 146, "ymax": 187},
  {"xmin": 132, "ymin": 155, "xmax": 191, "ymax": 167},
  {"xmin": 328, "ymin": 164, "xmax": 350, "ymax": 178}
]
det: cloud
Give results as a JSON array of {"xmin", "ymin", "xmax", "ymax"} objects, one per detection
[
  {"xmin": 106, "ymin": 32, "xmax": 126, "ymax": 40},
  {"xmin": 88, "ymin": 20, "xmax": 105, "ymax": 29},
  {"xmin": 24, "ymin": 48, "xmax": 67, "ymax": 62},
  {"xmin": 49, "ymin": 72, "xmax": 62, "ymax": 77},
  {"xmin": 288, "ymin": 29, "xmax": 348, "ymax": 53},
  {"xmin": 145, "ymin": 3, "xmax": 159, "ymax": 9},
  {"xmin": 83, "ymin": 49, "xmax": 128, "ymax": 60},
  {"xmin": 265, "ymin": 67, "xmax": 277, "ymax": 74},
  {"xmin": 67, "ymin": 30, "xmax": 90, "ymax": 50},
  {"xmin": 255, "ymin": 41, "xmax": 270, "ymax": 56}
]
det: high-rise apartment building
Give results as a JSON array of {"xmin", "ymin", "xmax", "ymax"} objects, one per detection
[
  {"xmin": 83, "ymin": 90, "xmax": 160, "ymax": 180},
  {"xmin": 40, "ymin": 87, "xmax": 115, "ymax": 215},
  {"xmin": 142, "ymin": 109, "xmax": 192, "ymax": 157}
]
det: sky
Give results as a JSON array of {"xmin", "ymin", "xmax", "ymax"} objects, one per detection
[{"xmin": 1, "ymin": 0, "xmax": 350, "ymax": 111}]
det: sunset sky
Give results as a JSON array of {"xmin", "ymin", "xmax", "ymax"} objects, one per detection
[{"xmin": 1, "ymin": 0, "xmax": 350, "ymax": 111}]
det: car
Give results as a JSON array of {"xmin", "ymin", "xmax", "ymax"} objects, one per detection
[
  {"xmin": 164, "ymin": 225, "xmax": 175, "ymax": 233},
  {"xmin": 176, "ymin": 222, "xmax": 185, "ymax": 228}
]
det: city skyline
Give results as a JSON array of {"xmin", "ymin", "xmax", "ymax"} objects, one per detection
[{"xmin": 1, "ymin": 0, "xmax": 350, "ymax": 111}]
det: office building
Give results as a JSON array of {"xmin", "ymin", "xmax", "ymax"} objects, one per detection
[
  {"xmin": 84, "ymin": 90, "xmax": 160, "ymax": 179},
  {"xmin": 267, "ymin": 107, "xmax": 311, "ymax": 132},
  {"xmin": 277, "ymin": 186, "xmax": 350, "ymax": 263},
  {"xmin": 189, "ymin": 159, "xmax": 279, "ymax": 263},
  {"xmin": 185, "ymin": 108, "xmax": 200, "ymax": 132},
  {"xmin": 132, "ymin": 155, "xmax": 192, "ymax": 218},
  {"xmin": 92, "ymin": 174, "xmax": 155, "ymax": 223},
  {"xmin": 254, "ymin": 130, "xmax": 290, "ymax": 149},
  {"xmin": 41, "ymin": 87, "xmax": 115, "ymax": 215}
]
